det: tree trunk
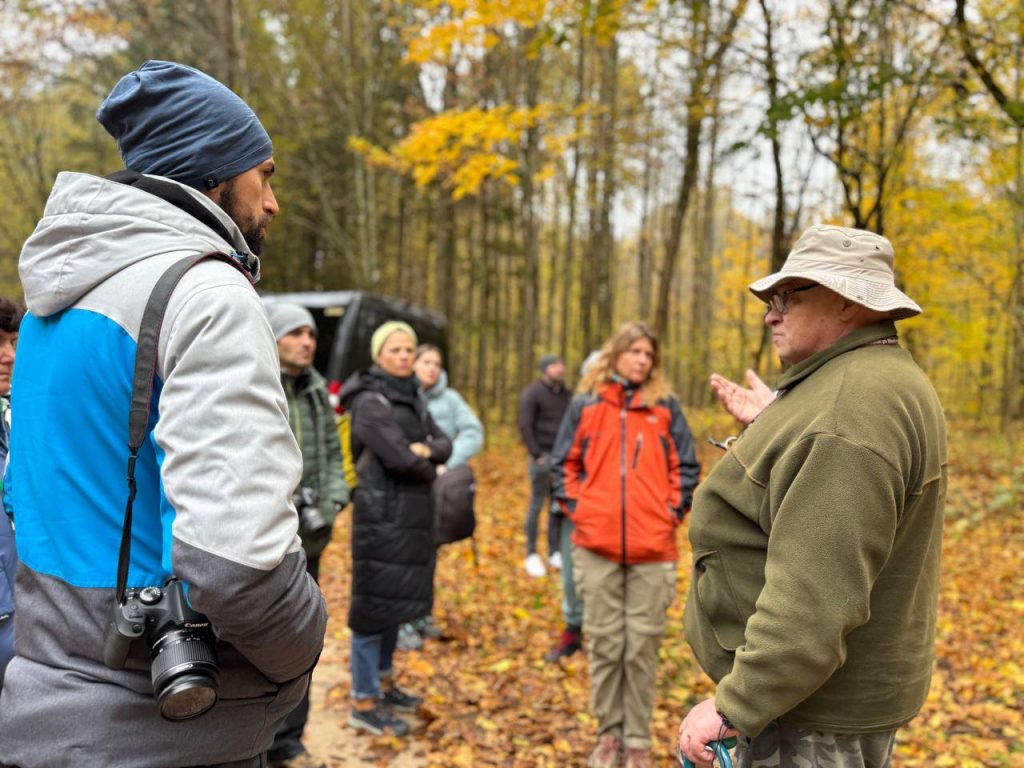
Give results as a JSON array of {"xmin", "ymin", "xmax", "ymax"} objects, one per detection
[
  {"xmin": 654, "ymin": 0, "xmax": 748, "ymax": 339},
  {"xmin": 688, "ymin": 90, "xmax": 721, "ymax": 406},
  {"xmin": 637, "ymin": 6, "xmax": 666, "ymax": 316},
  {"xmin": 1003, "ymin": 122, "xmax": 1024, "ymax": 426},
  {"xmin": 561, "ymin": 19, "xmax": 588, "ymax": 361},
  {"xmin": 476, "ymin": 188, "xmax": 493, "ymax": 423},
  {"xmin": 593, "ymin": 37, "xmax": 619, "ymax": 341},
  {"xmin": 519, "ymin": 27, "xmax": 542, "ymax": 384}
]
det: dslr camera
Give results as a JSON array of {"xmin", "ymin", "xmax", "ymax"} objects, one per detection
[
  {"xmin": 293, "ymin": 486, "xmax": 331, "ymax": 549},
  {"xmin": 104, "ymin": 577, "xmax": 219, "ymax": 721}
]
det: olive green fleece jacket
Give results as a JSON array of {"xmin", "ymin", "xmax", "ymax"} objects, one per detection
[
  {"xmin": 283, "ymin": 367, "xmax": 350, "ymax": 558},
  {"xmin": 684, "ymin": 321, "xmax": 947, "ymax": 738}
]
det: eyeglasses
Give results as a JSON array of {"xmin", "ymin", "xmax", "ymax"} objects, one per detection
[{"xmin": 765, "ymin": 283, "xmax": 819, "ymax": 315}]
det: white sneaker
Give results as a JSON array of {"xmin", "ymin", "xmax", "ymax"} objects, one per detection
[
  {"xmin": 548, "ymin": 551, "xmax": 563, "ymax": 570},
  {"xmin": 524, "ymin": 553, "xmax": 547, "ymax": 578}
]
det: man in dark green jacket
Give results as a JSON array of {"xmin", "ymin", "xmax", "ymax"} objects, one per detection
[
  {"xmin": 264, "ymin": 302, "xmax": 350, "ymax": 768},
  {"xmin": 677, "ymin": 226, "xmax": 947, "ymax": 768}
]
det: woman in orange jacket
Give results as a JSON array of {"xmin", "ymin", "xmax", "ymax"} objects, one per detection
[{"xmin": 551, "ymin": 321, "xmax": 700, "ymax": 768}]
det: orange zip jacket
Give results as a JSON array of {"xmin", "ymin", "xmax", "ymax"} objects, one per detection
[{"xmin": 551, "ymin": 381, "xmax": 700, "ymax": 564}]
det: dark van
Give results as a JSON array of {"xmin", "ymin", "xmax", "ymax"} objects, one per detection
[{"xmin": 261, "ymin": 291, "xmax": 449, "ymax": 384}]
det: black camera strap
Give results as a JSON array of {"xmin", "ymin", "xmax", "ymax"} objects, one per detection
[{"xmin": 116, "ymin": 251, "xmax": 253, "ymax": 604}]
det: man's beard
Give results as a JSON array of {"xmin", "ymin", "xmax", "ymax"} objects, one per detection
[{"xmin": 219, "ymin": 182, "xmax": 271, "ymax": 256}]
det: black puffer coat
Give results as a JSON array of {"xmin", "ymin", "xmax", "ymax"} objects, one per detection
[{"xmin": 340, "ymin": 368, "xmax": 452, "ymax": 635}]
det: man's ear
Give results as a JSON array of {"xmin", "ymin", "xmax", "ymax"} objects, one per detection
[
  {"xmin": 201, "ymin": 184, "xmax": 223, "ymax": 204},
  {"xmin": 838, "ymin": 297, "xmax": 863, "ymax": 324},
  {"xmin": 841, "ymin": 300, "xmax": 888, "ymax": 326}
]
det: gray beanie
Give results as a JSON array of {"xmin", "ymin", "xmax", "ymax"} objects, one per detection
[{"xmin": 264, "ymin": 303, "xmax": 316, "ymax": 341}]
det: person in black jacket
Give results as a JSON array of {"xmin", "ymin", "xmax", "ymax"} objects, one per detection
[
  {"xmin": 339, "ymin": 321, "xmax": 452, "ymax": 737},
  {"xmin": 517, "ymin": 354, "xmax": 571, "ymax": 578}
]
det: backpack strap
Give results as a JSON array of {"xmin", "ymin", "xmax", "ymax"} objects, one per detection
[{"xmin": 116, "ymin": 251, "xmax": 252, "ymax": 604}]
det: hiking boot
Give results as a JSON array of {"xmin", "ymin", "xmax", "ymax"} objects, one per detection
[
  {"xmin": 267, "ymin": 751, "xmax": 326, "ymax": 768},
  {"xmin": 524, "ymin": 552, "xmax": 547, "ymax": 577},
  {"xmin": 623, "ymin": 747, "xmax": 649, "ymax": 768},
  {"xmin": 588, "ymin": 734, "xmax": 622, "ymax": 768},
  {"xmin": 381, "ymin": 684, "xmax": 423, "ymax": 712},
  {"xmin": 414, "ymin": 615, "xmax": 443, "ymax": 639},
  {"xmin": 396, "ymin": 622, "xmax": 424, "ymax": 651},
  {"xmin": 548, "ymin": 551, "xmax": 563, "ymax": 570},
  {"xmin": 348, "ymin": 703, "xmax": 410, "ymax": 736},
  {"xmin": 544, "ymin": 627, "xmax": 582, "ymax": 662}
]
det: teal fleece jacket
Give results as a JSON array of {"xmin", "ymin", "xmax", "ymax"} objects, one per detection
[
  {"xmin": 422, "ymin": 370, "xmax": 483, "ymax": 468},
  {"xmin": 684, "ymin": 321, "xmax": 947, "ymax": 737}
]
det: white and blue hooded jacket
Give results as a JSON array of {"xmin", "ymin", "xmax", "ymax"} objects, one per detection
[{"xmin": 0, "ymin": 172, "xmax": 327, "ymax": 768}]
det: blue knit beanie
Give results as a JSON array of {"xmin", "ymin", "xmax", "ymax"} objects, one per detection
[{"xmin": 96, "ymin": 60, "xmax": 273, "ymax": 190}]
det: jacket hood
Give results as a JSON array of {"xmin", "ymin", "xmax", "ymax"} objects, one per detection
[
  {"xmin": 340, "ymin": 369, "xmax": 379, "ymax": 410},
  {"xmin": 422, "ymin": 370, "xmax": 449, "ymax": 400},
  {"xmin": 20, "ymin": 171, "xmax": 258, "ymax": 317}
]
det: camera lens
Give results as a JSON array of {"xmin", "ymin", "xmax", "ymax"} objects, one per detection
[
  {"xmin": 150, "ymin": 629, "xmax": 219, "ymax": 721},
  {"xmin": 300, "ymin": 505, "xmax": 330, "ymax": 537},
  {"xmin": 159, "ymin": 676, "xmax": 218, "ymax": 721}
]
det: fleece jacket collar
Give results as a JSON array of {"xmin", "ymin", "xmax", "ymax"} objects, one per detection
[{"xmin": 776, "ymin": 320, "xmax": 899, "ymax": 393}]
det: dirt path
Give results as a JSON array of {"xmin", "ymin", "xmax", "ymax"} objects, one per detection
[{"xmin": 302, "ymin": 639, "xmax": 430, "ymax": 767}]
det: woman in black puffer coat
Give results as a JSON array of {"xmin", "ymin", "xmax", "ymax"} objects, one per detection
[{"xmin": 339, "ymin": 320, "xmax": 451, "ymax": 737}]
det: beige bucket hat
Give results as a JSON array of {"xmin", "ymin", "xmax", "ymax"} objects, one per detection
[{"xmin": 749, "ymin": 225, "xmax": 921, "ymax": 320}]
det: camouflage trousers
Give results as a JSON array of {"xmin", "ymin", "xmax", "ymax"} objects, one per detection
[{"xmin": 733, "ymin": 724, "xmax": 897, "ymax": 768}]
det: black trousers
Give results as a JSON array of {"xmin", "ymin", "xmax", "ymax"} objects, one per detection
[{"xmin": 267, "ymin": 554, "xmax": 320, "ymax": 763}]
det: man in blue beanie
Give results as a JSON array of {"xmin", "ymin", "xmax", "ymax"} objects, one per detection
[{"xmin": 0, "ymin": 61, "xmax": 327, "ymax": 768}]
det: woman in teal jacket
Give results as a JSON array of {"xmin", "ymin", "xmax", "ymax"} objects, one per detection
[
  {"xmin": 416, "ymin": 345, "xmax": 483, "ymax": 469},
  {"xmin": 397, "ymin": 344, "xmax": 484, "ymax": 650}
]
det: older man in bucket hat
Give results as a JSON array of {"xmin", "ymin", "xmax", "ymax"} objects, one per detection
[
  {"xmin": 0, "ymin": 61, "xmax": 326, "ymax": 768},
  {"xmin": 676, "ymin": 225, "xmax": 947, "ymax": 768}
]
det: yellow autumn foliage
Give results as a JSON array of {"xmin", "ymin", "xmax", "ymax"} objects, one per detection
[
  {"xmin": 350, "ymin": 103, "xmax": 580, "ymax": 199},
  {"xmin": 402, "ymin": 0, "xmax": 599, "ymax": 65}
]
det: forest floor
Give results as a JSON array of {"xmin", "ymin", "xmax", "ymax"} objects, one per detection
[{"xmin": 302, "ymin": 415, "xmax": 1023, "ymax": 767}]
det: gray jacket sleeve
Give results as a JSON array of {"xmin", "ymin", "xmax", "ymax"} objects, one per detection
[
  {"xmin": 155, "ymin": 263, "xmax": 326, "ymax": 683},
  {"xmin": 445, "ymin": 390, "xmax": 484, "ymax": 468}
]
